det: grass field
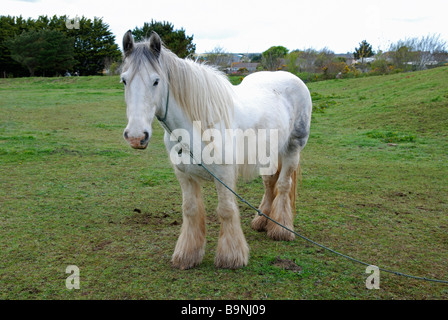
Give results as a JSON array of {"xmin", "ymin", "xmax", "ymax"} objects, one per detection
[{"xmin": 1, "ymin": 67, "xmax": 447, "ymax": 300}]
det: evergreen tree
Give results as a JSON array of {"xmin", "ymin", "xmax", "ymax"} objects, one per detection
[
  {"xmin": 0, "ymin": 15, "xmax": 122, "ymax": 77},
  {"xmin": 0, "ymin": 15, "xmax": 29, "ymax": 77},
  {"xmin": 354, "ymin": 40, "xmax": 374, "ymax": 64},
  {"xmin": 70, "ymin": 16, "xmax": 121, "ymax": 75},
  {"xmin": 32, "ymin": 15, "xmax": 121, "ymax": 75},
  {"xmin": 6, "ymin": 29, "xmax": 75, "ymax": 76}
]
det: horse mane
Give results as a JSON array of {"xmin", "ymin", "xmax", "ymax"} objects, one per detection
[
  {"xmin": 161, "ymin": 48, "xmax": 234, "ymax": 129},
  {"xmin": 125, "ymin": 39, "xmax": 235, "ymax": 129}
]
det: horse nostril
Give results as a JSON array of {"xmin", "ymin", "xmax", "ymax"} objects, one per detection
[
  {"xmin": 124, "ymin": 130, "xmax": 129, "ymax": 140},
  {"xmin": 140, "ymin": 131, "xmax": 149, "ymax": 145}
]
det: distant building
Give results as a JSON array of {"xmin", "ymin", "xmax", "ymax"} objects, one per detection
[
  {"xmin": 334, "ymin": 53, "xmax": 356, "ymax": 65},
  {"xmin": 229, "ymin": 62, "xmax": 259, "ymax": 74}
]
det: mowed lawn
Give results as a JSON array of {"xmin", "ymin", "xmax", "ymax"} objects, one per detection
[{"xmin": 0, "ymin": 67, "xmax": 447, "ymax": 299}]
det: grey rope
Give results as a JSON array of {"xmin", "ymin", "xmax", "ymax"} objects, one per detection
[
  {"xmin": 156, "ymin": 89, "xmax": 448, "ymax": 284},
  {"xmin": 198, "ymin": 160, "xmax": 448, "ymax": 284}
]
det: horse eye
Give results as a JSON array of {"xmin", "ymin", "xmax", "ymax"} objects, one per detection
[
  {"xmin": 153, "ymin": 79, "xmax": 159, "ymax": 86},
  {"xmin": 121, "ymin": 78, "xmax": 127, "ymax": 86}
]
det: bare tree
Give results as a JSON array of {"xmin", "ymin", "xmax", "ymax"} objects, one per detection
[
  {"xmin": 389, "ymin": 41, "xmax": 417, "ymax": 71},
  {"xmin": 206, "ymin": 46, "xmax": 230, "ymax": 69},
  {"xmin": 413, "ymin": 34, "xmax": 447, "ymax": 69},
  {"xmin": 389, "ymin": 33, "xmax": 447, "ymax": 70},
  {"xmin": 299, "ymin": 48, "xmax": 319, "ymax": 73}
]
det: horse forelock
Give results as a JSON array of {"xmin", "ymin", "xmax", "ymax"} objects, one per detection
[{"xmin": 122, "ymin": 41, "xmax": 164, "ymax": 83}]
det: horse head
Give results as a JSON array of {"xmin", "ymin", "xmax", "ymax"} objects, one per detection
[{"xmin": 121, "ymin": 31, "xmax": 166, "ymax": 149}]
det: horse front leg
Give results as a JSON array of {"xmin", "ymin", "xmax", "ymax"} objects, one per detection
[
  {"xmin": 214, "ymin": 170, "xmax": 249, "ymax": 269},
  {"xmin": 172, "ymin": 168, "xmax": 206, "ymax": 270}
]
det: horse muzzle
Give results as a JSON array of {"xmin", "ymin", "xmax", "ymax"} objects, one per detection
[{"xmin": 124, "ymin": 130, "xmax": 150, "ymax": 149}]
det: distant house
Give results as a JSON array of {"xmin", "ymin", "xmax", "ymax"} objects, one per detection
[
  {"xmin": 356, "ymin": 57, "xmax": 376, "ymax": 64},
  {"xmin": 229, "ymin": 62, "xmax": 259, "ymax": 74},
  {"xmin": 334, "ymin": 53, "xmax": 356, "ymax": 65},
  {"xmin": 195, "ymin": 53, "xmax": 243, "ymax": 71}
]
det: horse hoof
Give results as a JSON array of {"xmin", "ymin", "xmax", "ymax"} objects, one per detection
[
  {"xmin": 266, "ymin": 222, "xmax": 295, "ymax": 241},
  {"xmin": 214, "ymin": 257, "xmax": 248, "ymax": 269},
  {"xmin": 251, "ymin": 215, "xmax": 268, "ymax": 232},
  {"xmin": 172, "ymin": 251, "xmax": 204, "ymax": 270},
  {"xmin": 214, "ymin": 244, "xmax": 249, "ymax": 269}
]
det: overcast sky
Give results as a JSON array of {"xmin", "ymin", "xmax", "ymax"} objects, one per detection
[{"xmin": 4, "ymin": 0, "xmax": 448, "ymax": 54}]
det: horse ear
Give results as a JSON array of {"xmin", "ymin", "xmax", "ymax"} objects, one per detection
[
  {"xmin": 149, "ymin": 31, "xmax": 162, "ymax": 59},
  {"xmin": 123, "ymin": 30, "xmax": 134, "ymax": 56}
]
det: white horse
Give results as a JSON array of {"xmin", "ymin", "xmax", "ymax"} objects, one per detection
[{"xmin": 121, "ymin": 31, "xmax": 312, "ymax": 269}]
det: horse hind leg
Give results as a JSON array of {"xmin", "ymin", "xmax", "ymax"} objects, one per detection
[
  {"xmin": 266, "ymin": 153, "xmax": 300, "ymax": 241},
  {"xmin": 251, "ymin": 166, "xmax": 281, "ymax": 232}
]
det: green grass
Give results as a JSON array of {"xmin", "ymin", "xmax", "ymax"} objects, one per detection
[{"xmin": 1, "ymin": 68, "xmax": 447, "ymax": 300}]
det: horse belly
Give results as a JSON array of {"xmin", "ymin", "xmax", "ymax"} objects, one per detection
[{"xmin": 175, "ymin": 163, "xmax": 214, "ymax": 181}]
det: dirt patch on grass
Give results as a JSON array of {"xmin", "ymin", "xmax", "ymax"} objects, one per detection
[{"xmin": 272, "ymin": 256, "xmax": 302, "ymax": 273}]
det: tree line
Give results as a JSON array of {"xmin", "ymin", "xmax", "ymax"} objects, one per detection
[
  {"xmin": 258, "ymin": 34, "xmax": 447, "ymax": 81},
  {"xmin": 2, "ymin": 15, "xmax": 446, "ymax": 81},
  {"xmin": 0, "ymin": 17, "xmax": 196, "ymax": 78},
  {"xmin": 0, "ymin": 15, "xmax": 121, "ymax": 77},
  {"xmin": 206, "ymin": 34, "xmax": 447, "ymax": 82}
]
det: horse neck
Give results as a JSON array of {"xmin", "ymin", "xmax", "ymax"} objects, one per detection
[
  {"xmin": 159, "ymin": 89, "xmax": 193, "ymax": 133},
  {"xmin": 160, "ymin": 50, "xmax": 234, "ymax": 130}
]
